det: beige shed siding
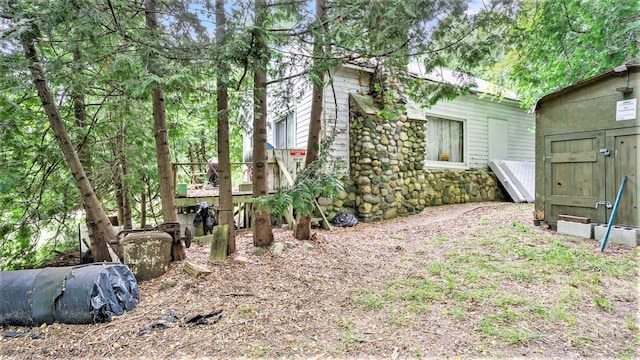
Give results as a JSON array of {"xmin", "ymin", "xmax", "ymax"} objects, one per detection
[{"xmin": 425, "ymin": 94, "xmax": 534, "ymax": 168}]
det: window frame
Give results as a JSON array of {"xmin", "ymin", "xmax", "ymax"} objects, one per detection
[
  {"xmin": 424, "ymin": 113, "xmax": 469, "ymax": 170},
  {"xmin": 274, "ymin": 112, "xmax": 296, "ymax": 149}
]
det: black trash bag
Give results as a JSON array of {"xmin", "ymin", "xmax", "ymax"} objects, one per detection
[
  {"xmin": 0, "ymin": 263, "xmax": 139, "ymax": 326},
  {"xmin": 330, "ymin": 212, "xmax": 359, "ymax": 227},
  {"xmin": 185, "ymin": 309, "xmax": 223, "ymax": 325},
  {"xmin": 138, "ymin": 310, "xmax": 181, "ymax": 335}
]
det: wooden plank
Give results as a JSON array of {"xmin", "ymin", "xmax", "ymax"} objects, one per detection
[
  {"xmin": 612, "ymin": 132, "xmax": 639, "ymax": 226},
  {"xmin": 275, "ymin": 157, "xmax": 296, "ymax": 229},
  {"xmin": 209, "ymin": 224, "xmax": 229, "ymax": 262},
  {"xmin": 313, "ymin": 198, "xmax": 332, "ymax": 231},
  {"xmin": 175, "ymin": 194, "xmax": 254, "ymax": 207},
  {"xmin": 183, "ymin": 261, "xmax": 212, "ymax": 278},
  {"xmin": 550, "ymin": 195, "xmax": 597, "ymax": 208},
  {"xmin": 550, "ymin": 151, "xmax": 597, "ymax": 163},
  {"xmin": 558, "ymin": 215, "xmax": 591, "ymax": 224},
  {"xmin": 275, "ymin": 157, "xmax": 295, "ymax": 186}
]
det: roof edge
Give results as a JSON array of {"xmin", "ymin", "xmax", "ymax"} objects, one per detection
[{"xmin": 536, "ymin": 63, "xmax": 640, "ymax": 108}]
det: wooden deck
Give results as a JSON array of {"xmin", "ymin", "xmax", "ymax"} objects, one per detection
[
  {"xmin": 175, "ymin": 184, "xmax": 279, "ymax": 229},
  {"xmin": 175, "ymin": 184, "xmax": 254, "ymax": 207}
]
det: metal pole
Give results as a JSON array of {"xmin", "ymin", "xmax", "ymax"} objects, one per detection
[{"xmin": 600, "ymin": 176, "xmax": 627, "ymax": 252}]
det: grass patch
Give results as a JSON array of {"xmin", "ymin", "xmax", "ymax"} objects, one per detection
[
  {"xmin": 625, "ymin": 315, "xmax": 639, "ymax": 331},
  {"xmin": 593, "ymin": 296, "xmax": 614, "ymax": 312},
  {"xmin": 334, "ymin": 317, "xmax": 363, "ymax": 354},
  {"xmin": 353, "ymin": 292, "xmax": 385, "ymax": 309},
  {"xmin": 363, "ymin": 208, "xmax": 638, "ymax": 356},
  {"xmin": 245, "ymin": 343, "xmax": 266, "ymax": 357},
  {"xmin": 499, "ymin": 325, "xmax": 541, "ymax": 344}
]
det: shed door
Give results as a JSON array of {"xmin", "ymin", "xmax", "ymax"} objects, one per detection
[
  {"xmin": 544, "ymin": 131, "xmax": 606, "ymax": 224},
  {"xmin": 605, "ymin": 127, "xmax": 639, "ymax": 227}
]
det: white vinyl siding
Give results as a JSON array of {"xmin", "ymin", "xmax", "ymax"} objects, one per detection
[
  {"xmin": 287, "ymin": 65, "xmax": 371, "ymax": 171},
  {"xmin": 423, "ymin": 94, "xmax": 535, "ymax": 169},
  {"xmin": 268, "ymin": 64, "xmax": 535, "ymax": 173},
  {"xmin": 322, "ymin": 66, "xmax": 372, "ymax": 165}
]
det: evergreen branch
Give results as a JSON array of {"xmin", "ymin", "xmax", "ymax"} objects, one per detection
[
  {"xmin": 265, "ymin": 69, "xmax": 309, "ymax": 85},
  {"xmin": 562, "ymin": 0, "xmax": 585, "ymax": 34}
]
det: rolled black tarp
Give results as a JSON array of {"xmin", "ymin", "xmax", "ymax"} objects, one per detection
[{"xmin": 0, "ymin": 263, "xmax": 139, "ymax": 326}]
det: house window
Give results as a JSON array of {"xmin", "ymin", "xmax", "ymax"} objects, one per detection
[
  {"xmin": 425, "ymin": 116, "xmax": 464, "ymax": 163},
  {"xmin": 275, "ymin": 113, "xmax": 295, "ymax": 148}
]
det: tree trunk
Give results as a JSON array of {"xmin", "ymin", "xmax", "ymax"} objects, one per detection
[
  {"xmin": 140, "ymin": 185, "xmax": 147, "ymax": 229},
  {"xmin": 294, "ymin": 0, "xmax": 326, "ymax": 240},
  {"xmin": 216, "ymin": 0, "xmax": 236, "ymax": 254},
  {"xmin": 71, "ymin": 48, "xmax": 93, "ymax": 186},
  {"xmin": 71, "ymin": 47, "xmax": 105, "ymax": 251},
  {"xmin": 114, "ymin": 164, "xmax": 124, "ymax": 226},
  {"xmin": 118, "ymin": 118, "xmax": 133, "ymax": 230},
  {"xmin": 22, "ymin": 37, "xmax": 115, "ymax": 262},
  {"xmin": 112, "ymin": 117, "xmax": 124, "ymax": 226},
  {"xmin": 121, "ymin": 158, "xmax": 133, "ymax": 230},
  {"xmin": 200, "ymin": 136, "xmax": 207, "ymax": 166},
  {"xmin": 187, "ymin": 141, "xmax": 200, "ymax": 183},
  {"xmin": 145, "ymin": 0, "xmax": 185, "ymax": 260},
  {"xmin": 112, "ymin": 116, "xmax": 132, "ymax": 229},
  {"xmin": 252, "ymin": 0, "xmax": 273, "ymax": 246}
]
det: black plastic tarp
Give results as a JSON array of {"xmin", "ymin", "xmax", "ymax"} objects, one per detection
[{"xmin": 0, "ymin": 263, "xmax": 139, "ymax": 326}]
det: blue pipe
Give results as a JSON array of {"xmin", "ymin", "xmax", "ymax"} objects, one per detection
[{"xmin": 600, "ymin": 176, "xmax": 627, "ymax": 252}]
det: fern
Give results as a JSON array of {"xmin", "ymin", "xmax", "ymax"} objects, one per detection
[{"xmin": 253, "ymin": 134, "xmax": 345, "ymax": 217}]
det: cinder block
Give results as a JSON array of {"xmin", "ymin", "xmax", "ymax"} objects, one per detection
[
  {"xmin": 557, "ymin": 220, "xmax": 594, "ymax": 239},
  {"xmin": 594, "ymin": 225, "xmax": 639, "ymax": 247}
]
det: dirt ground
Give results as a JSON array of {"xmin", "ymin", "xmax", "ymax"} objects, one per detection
[{"xmin": 1, "ymin": 202, "xmax": 638, "ymax": 359}]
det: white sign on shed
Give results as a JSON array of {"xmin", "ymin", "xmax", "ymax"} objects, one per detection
[{"xmin": 616, "ymin": 99, "xmax": 637, "ymax": 121}]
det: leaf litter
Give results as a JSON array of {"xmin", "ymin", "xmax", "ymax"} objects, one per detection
[{"xmin": 1, "ymin": 202, "xmax": 637, "ymax": 359}]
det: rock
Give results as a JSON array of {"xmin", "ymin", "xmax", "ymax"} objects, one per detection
[
  {"xmin": 362, "ymin": 194, "xmax": 381, "ymax": 204},
  {"xmin": 270, "ymin": 242, "xmax": 285, "ymax": 254},
  {"xmin": 160, "ymin": 278, "xmax": 177, "ymax": 290},
  {"xmin": 383, "ymin": 209, "xmax": 397, "ymax": 220},
  {"xmin": 379, "ymin": 134, "xmax": 389, "ymax": 145},
  {"xmin": 357, "ymin": 176, "xmax": 371, "ymax": 185},
  {"xmin": 302, "ymin": 242, "xmax": 314, "ymax": 251},
  {"xmin": 359, "ymin": 202, "xmax": 373, "ymax": 214},
  {"xmin": 232, "ymin": 254, "xmax": 250, "ymax": 265},
  {"xmin": 284, "ymin": 241, "xmax": 296, "ymax": 249},
  {"xmin": 252, "ymin": 247, "xmax": 265, "ymax": 256},
  {"xmin": 122, "ymin": 231, "xmax": 172, "ymax": 281}
]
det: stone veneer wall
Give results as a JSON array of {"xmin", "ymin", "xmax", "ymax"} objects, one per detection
[
  {"xmin": 315, "ymin": 68, "xmax": 503, "ymax": 223},
  {"xmin": 317, "ymin": 102, "xmax": 503, "ymax": 223}
]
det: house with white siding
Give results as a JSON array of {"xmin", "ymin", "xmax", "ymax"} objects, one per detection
[
  {"xmin": 267, "ymin": 63, "xmax": 534, "ymax": 172},
  {"xmin": 263, "ymin": 62, "xmax": 535, "ymax": 221}
]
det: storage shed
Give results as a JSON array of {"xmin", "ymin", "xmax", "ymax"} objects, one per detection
[{"xmin": 534, "ymin": 63, "xmax": 639, "ymax": 228}]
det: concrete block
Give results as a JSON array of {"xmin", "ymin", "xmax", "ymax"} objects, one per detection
[
  {"xmin": 122, "ymin": 231, "xmax": 172, "ymax": 281},
  {"xmin": 557, "ymin": 220, "xmax": 594, "ymax": 239},
  {"xmin": 594, "ymin": 225, "xmax": 639, "ymax": 247}
]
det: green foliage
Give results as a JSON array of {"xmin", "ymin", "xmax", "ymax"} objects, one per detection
[
  {"xmin": 0, "ymin": 0, "xmax": 248, "ymax": 267},
  {"xmin": 253, "ymin": 136, "xmax": 344, "ymax": 217},
  {"xmin": 484, "ymin": 0, "xmax": 640, "ymax": 107}
]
